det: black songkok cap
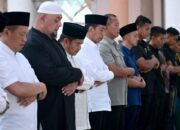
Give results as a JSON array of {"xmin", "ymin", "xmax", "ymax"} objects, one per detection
[
  {"xmin": 0, "ymin": 12, "xmax": 7, "ymax": 32},
  {"xmin": 85, "ymin": 14, "xmax": 107, "ymax": 26},
  {"xmin": 119, "ymin": 23, "xmax": 137, "ymax": 37},
  {"xmin": 62, "ymin": 22, "xmax": 87, "ymax": 39},
  {"xmin": 3, "ymin": 12, "xmax": 30, "ymax": 26}
]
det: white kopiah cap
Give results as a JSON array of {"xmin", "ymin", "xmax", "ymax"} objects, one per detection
[{"xmin": 37, "ymin": 1, "xmax": 61, "ymax": 15}]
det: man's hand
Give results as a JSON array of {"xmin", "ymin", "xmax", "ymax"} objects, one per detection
[
  {"xmin": 17, "ymin": 96, "xmax": 36, "ymax": 107},
  {"xmin": 37, "ymin": 82, "xmax": 47, "ymax": 100},
  {"xmin": 133, "ymin": 76, "xmax": 146, "ymax": 88},
  {"xmin": 167, "ymin": 65, "xmax": 174, "ymax": 73},
  {"xmin": 94, "ymin": 81, "xmax": 104, "ymax": 87},
  {"xmin": 160, "ymin": 64, "xmax": 167, "ymax": 72},
  {"xmin": 126, "ymin": 68, "xmax": 135, "ymax": 76},
  {"xmin": 62, "ymin": 82, "xmax": 78, "ymax": 96},
  {"xmin": 79, "ymin": 76, "xmax": 84, "ymax": 86},
  {"xmin": 152, "ymin": 56, "xmax": 160, "ymax": 69}
]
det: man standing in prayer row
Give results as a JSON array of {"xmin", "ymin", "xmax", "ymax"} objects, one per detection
[
  {"xmin": 0, "ymin": 11, "xmax": 47, "ymax": 130},
  {"xmin": 22, "ymin": 1, "xmax": 83, "ymax": 130}
]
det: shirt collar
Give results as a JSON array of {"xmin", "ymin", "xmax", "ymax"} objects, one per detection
[
  {"xmin": 103, "ymin": 36, "xmax": 115, "ymax": 44},
  {"xmin": 0, "ymin": 41, "xmax": 16, "ymax": 56},
  {"xmin": 84, "ymin": 36, "xmax": 100, "ymax": 50},
  {"xmin": 65, "ymin": 51, "xmax": 73, "ymax": 59},
  {"xmin": 149, "ymin": 44, "xmax": 159, "ymax": 53},
  {"xmin": 121, "ymin": 44, "xmax": 133, "ymax": 54},
  {"xmin": 103, "ymin": 36, "xmax": 120, "ymax": 51}
]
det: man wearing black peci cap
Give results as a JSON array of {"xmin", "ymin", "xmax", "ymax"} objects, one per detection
[
  {"xmin": 99, "ymin": 14, "xmax": 135, "ymax": 130},
  {"xmin": 75, "ymin": 14, "xmax": 114, "ymax": 130},
  {"xmin": 21, "ymin": 1, "xmax": 84, "ymax": 130},
  {"xmin": 59, "ymin": 22, "xmax": 94, "ymax": 130},
  {"xmin": 0, "ymin": 11, "xmax": 47, "ymax": 130},
  {"xmin": 120, "ymin": 23, "xmax": 146, "ymax": 130}
]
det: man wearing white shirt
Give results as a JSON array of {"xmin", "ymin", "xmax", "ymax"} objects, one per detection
[
  {"xmin": 75, "ymin": 14, "xmax": 114, "ymax": 130},
  {"xmin": 0, "ymin": 12, "xmax": 9, "ymax": 116},
  {"xmin": 59, "ymin": 22, "xmax": 94, "ymax": 130},
  {"xmin": 0, "ymin": 12, "xmax": 47, "ymax": 130}
]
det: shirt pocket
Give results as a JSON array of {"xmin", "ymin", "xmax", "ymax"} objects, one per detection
[{"xmin": 112, "ymin": 49, "xmax": 126, "ymax": 67}]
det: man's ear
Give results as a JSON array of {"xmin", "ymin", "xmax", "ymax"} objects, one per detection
[
  {"xmin": 124, "ymin": 34, "xmax": 129, "ymax": 40},
  {"xmin": 88, "ymin": 26, "xmax": 94, "ymax": 32},
  {"xmin": 2, "ymin": 28, "xmax": 9, "ymax": 35},
  {"xmin": 151, "ymin": 36, "xmax": 155, "ymax": 41},
  {"xmin": 39, "ymin": 14, "xmax": 46, "ymax": 22},
  {"xmin": 63, "ymin": 37, "xmax": 71, "ymax": 46},
  {"xmin": 137, "ymin": 25, "xmax": 140, "ymax": 30}
]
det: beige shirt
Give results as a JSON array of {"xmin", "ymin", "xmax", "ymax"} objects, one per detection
[{"xmin": 99, "ymin": 36, "xmax": 128, "ymax": 106}]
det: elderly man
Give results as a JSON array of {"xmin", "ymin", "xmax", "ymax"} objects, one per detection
[
  {"xmin": 99, "ymin": 14, "xmax": 135, "ymax": 130},
  {"xmin": 0, "ymin": 11, "xmax": 47, "ymax": 130},
  {"xmin": 119, "ymin": 23, "xmax": 146, "ymax": 130},
  {"xmin": 22, "ymin": 1, "xmax": 83, "ymax": 130}
]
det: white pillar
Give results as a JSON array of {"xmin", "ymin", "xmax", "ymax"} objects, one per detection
[
  {"xmin": 91, "ymin": 0, "xmax": 128, "ymax": 27},
  {"xmin": 164, "ymin": 0, "xmax": 180, "ymax": 31},
  {"xmin": 7, "ymin": 0, "xmax": 36, "ymax": 27},
  {"xmin": 91, "ymin": 0, "xmax": 109, "ymax": 14},
  {"xmin": 153, "ymin": 0, "xmax": 162, "ymax": 26}
]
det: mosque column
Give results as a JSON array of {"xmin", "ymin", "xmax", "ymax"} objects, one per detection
[
  {"xmin": 90, "ymin": 0, "xmax": 128, "ymax": 27},
  {"xmin": 0, "ymin": 0, "xmax": 7, "ymax": 11},
  {"xmin": 164, "ymin": 0, "xmax": 180, "ymax": 30}
]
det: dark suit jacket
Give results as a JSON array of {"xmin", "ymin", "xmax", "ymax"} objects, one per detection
[{"xmin": 21, "ymin": 27, "xmax": 82, "ymax": 130}]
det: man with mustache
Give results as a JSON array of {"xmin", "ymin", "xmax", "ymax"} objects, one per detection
[{"xmin": 22, "ymin": 1, "xmax": 83, "ymax": 130}]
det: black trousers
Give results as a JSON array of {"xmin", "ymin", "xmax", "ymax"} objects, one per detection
[
  {"xmin": 89, "ymin": 111, "xmax": 110, "ymax": 130},
  {"xmin": 125, "ymin": 105, "xmax": 140, "ymax": 130},
  {"xmin": 38, "ymin": 90, "xmax": 76, "ymax": 130},
  {"xmin": 164, "ymin": 86, "xmax": 177, "ymax": 130},
  {"xmin": 151, "ymin": 93, "xmax": 166, "ymax": 130},
  {"xmin": 136, "ymin": 94, "xmax": 155, "ymax": 130},
  {"xmin": 104, "ymin": 105, "xmax": 126, "ymax": 130}
]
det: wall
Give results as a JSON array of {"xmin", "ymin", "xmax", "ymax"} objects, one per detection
[{"xmin": 164, "ymin": 0, "xmax": 180, "ymax": 31}]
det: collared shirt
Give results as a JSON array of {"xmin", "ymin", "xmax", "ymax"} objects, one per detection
[
  {"xmin": 66, "ymin": 52, "xmax": 94, "ymax": 129},
  {"xmin": 66, "ymin": 52, "xmax": 94, "ymax": 90},
  {"xmin": 121, "ymin": 45, "xmax": 141, "ymax": 106},
  {"xmin": 149, "ymin": 45, "xmax": 166, "ymax": 95},
  {"xmin": 75, "ymin": 37, "xmax": 114, "ymax": 112},
  {"xmin": 99, "ymin": 36, "xmax": 128, "ymax": 106},
  {"xmin": 0, "ymin": 41, "xmax": 38, "ymax": 130},
  {"xmin": 132, "ymin": 40, "xmax": 156, "ymax": 95}
]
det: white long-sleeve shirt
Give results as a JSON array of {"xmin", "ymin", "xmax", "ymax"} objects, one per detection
[
  {"xmin": 75, "ymin": 37, "xmax": 114, "ymax": 112},
  {"xmin": 0, "ymin": 41, "xmax": 39, "ymax": 130}
]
